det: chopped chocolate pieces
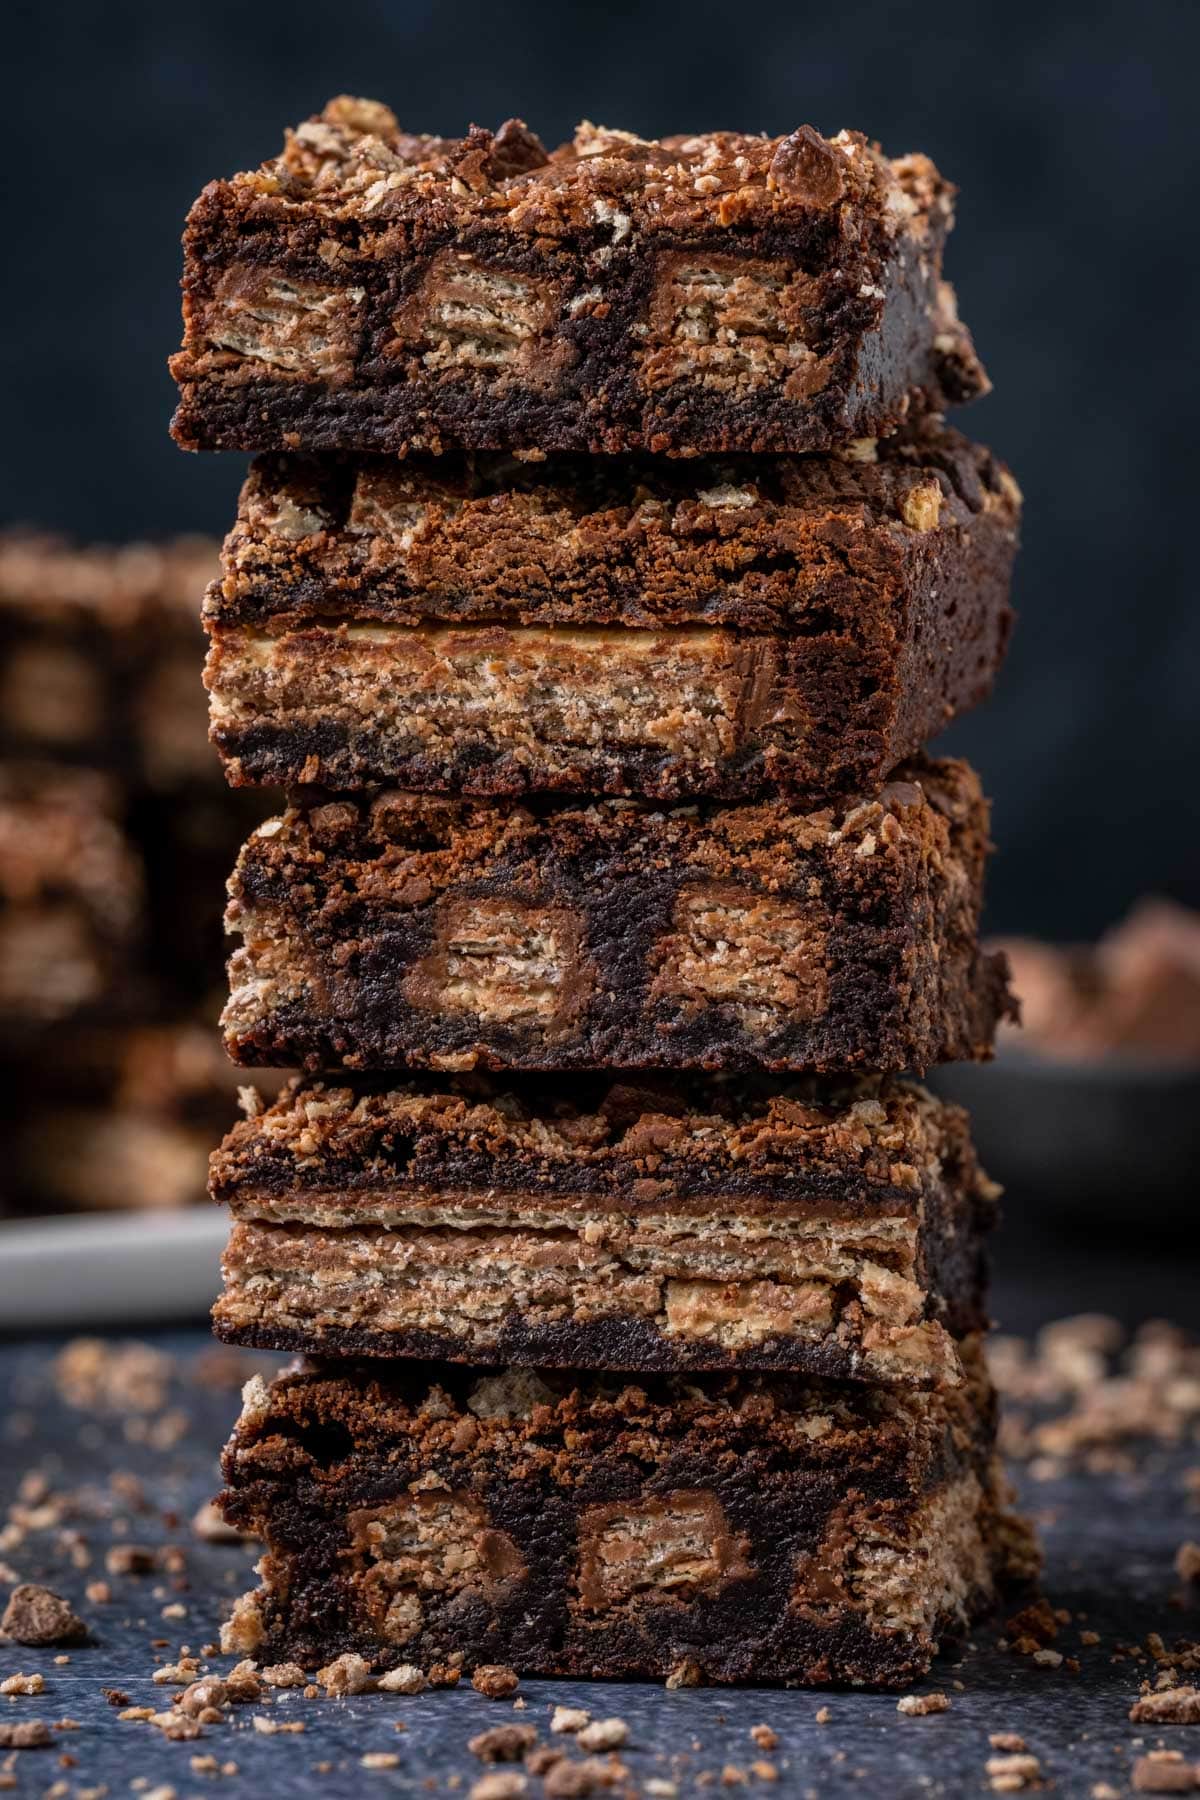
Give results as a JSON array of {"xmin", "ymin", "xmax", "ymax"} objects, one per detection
[
  {"xmin": 215, "ymin": 1352, "xmax": 1012, "ymax": 1686},
  {"xmin": 171, "ymin": 102, "xmax": 987, "ymax": 458},
  {"xmin": 223, "ymin": 759, "xmax": 1011, "ymax": 1076},
  {"xmin": 0, "ymin": 1585, "xmax": 87, "ymax": 1647}
]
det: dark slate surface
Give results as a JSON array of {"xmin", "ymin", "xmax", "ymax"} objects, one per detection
[{"xmin": 0, "ymin": 1327, "xmax": 1196, "ymax": 1799}]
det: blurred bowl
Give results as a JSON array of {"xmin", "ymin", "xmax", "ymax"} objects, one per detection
[{"xmin": 931, "ymin": 1050, "xmax": 1200, "ymax": 1237}]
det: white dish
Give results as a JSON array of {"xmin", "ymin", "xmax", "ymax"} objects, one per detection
[{"xmin": 0, "ymin": 1211, "xmax": 225, "ymax": 1330}]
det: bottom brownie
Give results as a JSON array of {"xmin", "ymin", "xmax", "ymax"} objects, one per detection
[{"xmin": 218, "ymin": 1349, "xmax": 1027, "ymax": 1687}]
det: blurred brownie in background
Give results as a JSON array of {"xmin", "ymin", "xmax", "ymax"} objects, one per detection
[{"xmin": 0, "ymin": 533, "xmax": 277, "ymax": 1218}]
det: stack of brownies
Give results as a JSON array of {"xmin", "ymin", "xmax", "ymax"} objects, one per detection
[{"xmin": 171, "ymin": 98, "xmax": 1031, "ymax": 1686}]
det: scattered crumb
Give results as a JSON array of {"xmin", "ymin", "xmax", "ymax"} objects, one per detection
[
  {"xmin": 0, "ymin": 1674, "xmax": 44, "ymax": 1696},
  {"xmin": 191, "ymin": 1501, "xmax": 244, "ymax": 1545},
  {"xmin": 472, "ymin": 1666, "xmax": 520, "ymax": 1700},
  {"xmin": 361, "ymin": 1752, "xmax": 401, "ymax": 1770},
  {"xmin": 0, "ymin": 1586, "xmax": 86, "ymax": 1647},
  {"xmin": 1177, "ymin": 1544, "xmax": 1200, "ymax": 1583},
  {"xmin": 469, "ymin": 1725, "xmax": 538, "ymax": 1763},
  {"xmin": 260, "ymin": 1663, "xmax": 306, "ymax": 1689},
  {"xmin": 1132, "ymin": 1752, "xmax": 1200, "ymax": 1792},
  {"xmin": 469, "ymin": 1774, "xmax": 528, "ymax": 1800},
  {"xmin": 986, "ymin": 1752, "xmax": 1043, "ymax": 1791},
  {"xmin": 815, "ymin": 1707, "xmax": 831, "ymax": 1724},
  {"xmin": 576, "ymin": 1719, "xmax": 627, "ymax": 1752},
  {"xmin": 1131, "ymin": 1687, "xmax": 1200, "ymax": 1725},
  {"xmin": 104, "ymin": 1545, "xmax": 156, "ymax": 1576},
  {"xmin": 316, "ymin": 1653, "xmax": 374, "ymax": 1696},
  {"xmin": 990, "ymin": 1734, "xmax": 1028, "ymax": 1753},
  {"xmin": 377, "ymin": 1665, "xmax": 427, "ymax": 1695},
  {"xmin": 551, "ymin": 1707, "xmax": 589, "ymax": 1735},
  {"xmin": 897, "ymin": 1694, "xmax": 950, "ymax": 1716},
  {"xmin": 85, "ymin": 1581, "xmax": 112, "ymax": 1606},
  {"xmin": 251, "ymin": 1714, "xmax": 304, "ymax": 1735},
  {"xmin": 750, "ymin": 1724, "xmax": 778, "ymax": 1751},
  {"xmin": 0, "ymin": 1719, "xmax": 52, "ymax": 1748}
]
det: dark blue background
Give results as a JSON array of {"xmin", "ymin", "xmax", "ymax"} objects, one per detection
[{"xmin": 5, "ymin": 0, "xmax": 1197, "ymax": 939}]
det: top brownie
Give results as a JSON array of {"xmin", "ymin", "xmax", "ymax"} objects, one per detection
[{"xmin": 170, "ymin": 97, "xmax": 988, "ymax": 458}]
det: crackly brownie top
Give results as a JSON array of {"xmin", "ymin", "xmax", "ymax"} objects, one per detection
[
  {"xmin": 215, "ymin": 1071, "xmax": 975, "ymax": 1196},
  {"xmin": 235, "ymin": 758, "xmax": 982, "ymax": 897},
  {"xmin": 210, "ymin": 95, "xmax": 954, "ymax": 249},
  {"xmin": 226, "ymin": 1348, "xmax": 989, "ymax": 1485},
  {"xmin": 0, "ymin": 533, "xmax": 217, "ymax": 631},
  {"xmin": 212, "ymin": 420, "xmax": 1019, "ymax": 624}
]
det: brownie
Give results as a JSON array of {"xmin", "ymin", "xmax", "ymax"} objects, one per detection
[
  {"xmin": 170, "ymin": 98, "xmax": 988, "ymax": 459},
  {"xmin": 0, "ymin": 532, "xmax": 218, "ymax": 785},
  {"xmin": 0, "ymin": 767, "xmax": 144, "ymax": 1031},
  {"xmin": 204, "ymin": 423, "xmax": 1018, "ymax": 802},
  {"xmin": 6, "ymin": 1020, "xmax": 272, "ymax": 1217},
  {"xmin": 211, "ymin": 1073, "xmax": 994, "ymax": 1386},
  {"xmin": 222, "ymin": 758, "xmax": 1013, "ymax": 1076},
  {"xmin": 216, "ymin": 1349, "xmax": 1018, "ymax": 1686}
]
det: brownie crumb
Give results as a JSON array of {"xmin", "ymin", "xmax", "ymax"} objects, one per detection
[
  {"xmin": 472, "ymin": 1666, "xmax": 520, "ymax": 1700},
  {"xmin": 260, "ymin": 1662, "xmax": 306, "ymax": 1688},
  {"xmin": 316, "ymin": 1652, "xmax": 375, "ymax": 1696},
  {"xmin": 469, "ymin": 1725, "xmax": 538, "ymax": 1763},
  {"xmin": 576, "ymin": 1720, "xmax": 628, "ymax": 1752},
  {"xmin": 1176, "ymin": 1544, "xmax": 1200, "ymax": 1583},
  {"xmin": 1, "ymin": 1586, "xmax": 87, "ymax": 1647},
  {"xmin": 105, "ymin": 1545, "xmax": 157, "ymax": 1576},
  {"xmin": 1131, "ymin": 1687, "xmax": 1200, "ymax": 1725},
  {"xmin": 543, "ymin": 1759, "xmax": 615, "ymax": 1797},
  {"xmin": 377, "ymin": 1665, "xmax": 427, "ymax": 1695},
  {"xmin": 361, "ymin": 1752, "xmax": 401, "ymax": 1769},
  {"xmin": 985, "ymin": 1752, "xmax": 1043, "ymax": 1792},
  {"xmin": 897, "ymin": 1694, "xmax": 950, "ymax": 1716},
  {"xmin": 0, "ymin": 1673, "xmax": 45, "ymax": 1696},
  {"xmin": 0, "ymin": 1720, "xmax": 52, "ymax": 1749},
  {"xmin": 469, "ymin": 1774, "xmax": 528, "ymax": 1800},
  {"xmin": 1131, "ymin": 1752, "xmax": 1200, "ymax": 1793},
  {"xmin": 551, "ymin": 1708, "xmax": 589, "ymax": 1735},
  {"xmin": 750, "ymin": 1725, "xmax": 779, "ymax": 1751},
  {"xmin": 989, "ymin": 1734, "xmax": 1029, "ymax": 1752}
]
